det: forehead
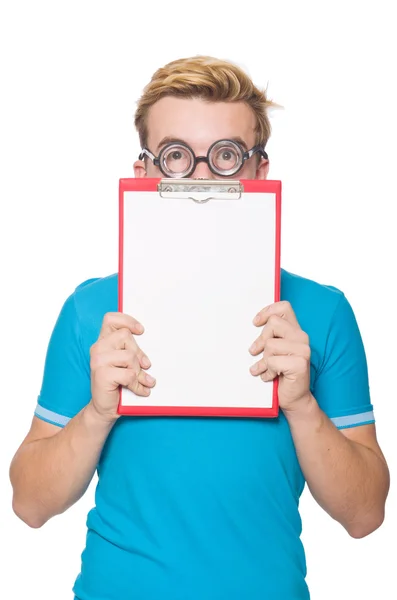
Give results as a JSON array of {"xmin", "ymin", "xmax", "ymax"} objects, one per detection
[{"xmin": 146, "ymin": 97, "xmax": 257, "ymax": 150}]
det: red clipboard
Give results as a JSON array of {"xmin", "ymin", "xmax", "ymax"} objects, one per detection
[{"xmin": 118, "ymin": 178, "xmax": 281, "ymax": 418}]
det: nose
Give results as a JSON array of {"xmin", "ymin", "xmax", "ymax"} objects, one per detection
[{"xmin": 191, "ymin": 160, "xmax": 214, "ymax": 180}]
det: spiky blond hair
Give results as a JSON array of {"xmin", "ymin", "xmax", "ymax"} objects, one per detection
[{"xmin": 135, "ymin": 56, "xmax": 278, "ymax": 148}]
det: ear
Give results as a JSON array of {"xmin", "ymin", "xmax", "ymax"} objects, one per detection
[
  {"xmin": 256, "ymin": 159, "xmax": 269, "ymax": 180},
  {"xmin": 133, "ymin": 160, "xmax": 147, "ymax": 178}
]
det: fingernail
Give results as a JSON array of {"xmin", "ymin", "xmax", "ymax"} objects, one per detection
[
  {"xmin": 146, "ymin": 374, "xmax": 155, "ymax": 384},
  {"xmin": 142, "ymin": 356, "xmax": 151, "ymax": 368},
  {"xmin": 249, "ymin": 343, "xmax": 256, "ymax": 353},
  {"xmin": 250, "ymin": 363, "xmax": 258, "ymax": 374},
  {"xmin": 136, "ymin": 323, "xmax": 144, "ymax": 333},
  {"xmin": 253, "ymin": 314, "xmax": 261, "ymax": 325}
]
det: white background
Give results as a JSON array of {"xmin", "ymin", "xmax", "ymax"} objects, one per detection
[{"xmin": 1, "ymin": 1, "xmax": 395, "ymax": 598}]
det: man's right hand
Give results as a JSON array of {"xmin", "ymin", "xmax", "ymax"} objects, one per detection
[{"xmin": 89, "ymin": 312, "xmax": 156, "ymax": 423}]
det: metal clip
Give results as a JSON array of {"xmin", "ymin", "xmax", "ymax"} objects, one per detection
[{"xmin": 158, "ymin": 179, "xmax": 243, "ymax": 203}]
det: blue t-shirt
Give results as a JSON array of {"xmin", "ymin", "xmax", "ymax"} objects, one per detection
[{"xmin": 34, "ymin": 269, "xmax": 374, "ymax": 600}]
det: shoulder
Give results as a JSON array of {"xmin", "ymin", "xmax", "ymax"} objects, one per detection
[
  {"xmin": 281, "ymin": 268, "xmax": 355, "ymax": 371},
  {"xmin": 281, "ymin": 268, "xmax": 346, "ymax": 326},
  {"xmin": 73, "ymin": 272, "xmax": 118, "ymax": 305},
  {"xmin": 71, "ymin": 273, "xmax": 118, "ymax": 345},
  {"xmin": 281, "ymin": 268, "xmax": 344, "ymax": 308}
]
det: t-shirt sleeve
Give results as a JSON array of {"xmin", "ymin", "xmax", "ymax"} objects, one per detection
[
  {"xmin": 34, "ymin": 289, "xmax": 91, "ymax": 427},
  {"xmin": 313, "ymin": 292, "xmax": 375, "ymax": 430}
]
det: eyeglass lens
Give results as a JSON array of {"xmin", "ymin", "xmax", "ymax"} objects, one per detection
[{"xmin": 160, "ymin": 141, "xmax": 243, "ymax": 177}]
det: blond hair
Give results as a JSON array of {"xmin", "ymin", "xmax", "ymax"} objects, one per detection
[{"xmin": 134, "ymin": 56, "xmax": 279, "ymax": 149}]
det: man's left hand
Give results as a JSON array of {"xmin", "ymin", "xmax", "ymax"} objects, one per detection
[{"xmin": 249, "ymin": 301, "xmax": 312, "ymax": 412}]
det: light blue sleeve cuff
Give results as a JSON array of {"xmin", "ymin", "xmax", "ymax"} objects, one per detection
[
  {"xmin": 34, "ymin": 404, "xmax": 71, "ymax": 428},
  {"xmin": 34, "ymin": 405, "xmax": 375, "ymax": 430},
  {"xmin": 330, "ymin": 410, "xmax": 375, "ymax": 430}
]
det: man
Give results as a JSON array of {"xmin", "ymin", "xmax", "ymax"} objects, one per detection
[{"xmin": 10, "ymin": 56, "xmax": 390, "ymax": 599}]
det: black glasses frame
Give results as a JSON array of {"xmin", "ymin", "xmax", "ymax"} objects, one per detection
[{"xmin": 139, "ymin": 139, "xmax": 268, "ymax": 178}]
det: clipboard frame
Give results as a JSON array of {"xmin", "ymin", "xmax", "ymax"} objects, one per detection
[{"xmin": 118, "ymin": 178, "xmax": 281, "ymax": 418}]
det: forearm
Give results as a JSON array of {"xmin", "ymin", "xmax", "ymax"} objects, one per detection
[
  {"xmin": 10, "ymin": 402, "xmax": 115, "ymax": 528},
  {"xmin": 285, "ymin": 395, "xmax": 389, "ymax": 537}
]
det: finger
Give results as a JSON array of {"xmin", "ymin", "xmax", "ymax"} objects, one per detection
[
  {"xmin": 250, "ymin": 340, "xmax": 310, "ymax": 376},
  {"xmin": 261, "ymin": 355, "xmax": 309, "ymax": 382},
  {"xmin": 90, "ymin": 349, "xmax": 154, "ymax": 373},
  {"xmin": 249, "ymin": 316, "xmax": 308, "ymax": 356},
  {"xmin": 137, "ymin": 368, "xmax": 156, "ymax": 389},
  {"xmin": 98, "ymin": 327, "xmax": 140, "ymax": 351},
  {"xmin": 115, "ymin": 366, "xmax": 156, "ymax": 397},
  {"xmin": 91, "ymin": 349, "xmax": 131, "ymax": 369},
  {"xmin": 113, "ymin": 334, "xmax": 151, "ymax": 369},
  {"xmin": 253, "ymin": 300, "xmax": 300, "ymax": 328},
  {"xmin": 250, "ymin": 356, "xmax": 269, "ymax": 376},
  {"xmin": 92, "ymin": 334, "xmax": 152, "ymax": 375},
  {"xmin": 263, "ymin": 339, "xmax": 311, "ymax": 361},
  {"xmin": 138, "ymin": 350, "xmax": 151, "ymax": 370},
  {"xmin": 99, "ymin": 312, "xmax": 144, "ymax": 340}
]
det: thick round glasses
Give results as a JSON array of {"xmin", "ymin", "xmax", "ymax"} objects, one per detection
[{"xmin": 139, "ymin": 139, "xmax": 268, "ymax": 178}]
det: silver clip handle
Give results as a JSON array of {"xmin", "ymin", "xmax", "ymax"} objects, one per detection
[{"xmin": 158, "ymin": 179, "xmax": 243, "ymax": 202}]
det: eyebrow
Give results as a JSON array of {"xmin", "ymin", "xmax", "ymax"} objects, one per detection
[
  {"xmin": 156, "ymin": 137, "xmax": 186, "ymax": 151},
  {"xmin": 155, "ymin": 136, "xmax": 249, "ymax": 153}
]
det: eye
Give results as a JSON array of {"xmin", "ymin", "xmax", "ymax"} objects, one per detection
[
  {"xmin": 162, "ymin": 145, "xmax": 193, "ymax": 177},
  {"xmin": 212, "ymin": 146, "xmax": 240, "ymax": 170},
  {"xmin": 171, "ymin": 150, "xmax": 182, "ymax": 160},
  {"xmin": 221, "ymin": 151, "xmax": 233, "ymax": 161}
]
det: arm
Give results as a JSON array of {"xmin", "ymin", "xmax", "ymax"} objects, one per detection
[
  {"xmin": 10, "ymin": 407, "xmax": 114, "ymax": 528},
  {"xmin": 250, "ymin": 297, "xmax": 390, "ymax": 538},
  {"xmin": 10, "ymin": 310, "xmax": 155, "ymax": 528},
  {"xmin": 284, "ymin": 397, "xmax": 390, "ymax": 537}
]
